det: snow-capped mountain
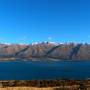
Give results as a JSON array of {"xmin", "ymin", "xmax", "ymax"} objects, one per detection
[{"xmin": 0, "ymin": 42, "xmax": 89, "ymax": 60}]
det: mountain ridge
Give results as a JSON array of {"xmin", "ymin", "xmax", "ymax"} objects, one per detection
[{"xmin": 0, "ymin": 42, "xmax": 90, "ymax": 60}]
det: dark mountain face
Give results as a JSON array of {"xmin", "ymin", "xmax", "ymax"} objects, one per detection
[{"xmin": 0, "ymin": 42, "xmax": 89, "ymax": 60}]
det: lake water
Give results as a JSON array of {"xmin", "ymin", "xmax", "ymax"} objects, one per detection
[{"xmin": 0, "ymin": 60, "xmax": 90, "ymax": 80}]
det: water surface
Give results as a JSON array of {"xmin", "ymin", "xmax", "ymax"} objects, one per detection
[{"xmin": 0, "ymin": 60, "xmax": 90, "ymax": 80}]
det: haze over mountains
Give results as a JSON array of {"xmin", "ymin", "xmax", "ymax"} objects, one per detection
[{"xmin": 0, "ymin": 42, "xmax": 90, "ymax": 60}]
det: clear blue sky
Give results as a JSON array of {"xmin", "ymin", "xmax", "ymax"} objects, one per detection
[{"xmin": 0, "ymin": 0, "xmax": 89, "ymax": 44}]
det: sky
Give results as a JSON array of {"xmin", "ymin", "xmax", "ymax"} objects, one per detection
[{"xmin": 0, "ymin": 0, "xmax": 90, "ymax": 44}]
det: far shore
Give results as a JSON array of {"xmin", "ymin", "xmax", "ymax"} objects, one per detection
[{"xmin": 0, "ymin": 57, "xmax": 90, "ymax": 62}]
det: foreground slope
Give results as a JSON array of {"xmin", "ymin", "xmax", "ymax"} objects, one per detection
[{"xmin": 0, "ymin": 79, "xmax": 90, "ymax": 90}]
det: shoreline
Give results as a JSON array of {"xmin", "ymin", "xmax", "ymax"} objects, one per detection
[{"xmin": 0, "ymin": 57, "xmax": 90, "ymax": 62}]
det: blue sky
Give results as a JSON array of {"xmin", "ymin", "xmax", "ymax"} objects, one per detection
[{"xmin": 0, "ymin": 0, "xmax": 89, "ymax": 44}]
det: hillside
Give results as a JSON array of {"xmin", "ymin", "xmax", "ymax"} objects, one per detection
[
  {"xmin": 0, "ymin": 42, "xmax": 90, "ymax": 60},
  {"xmin": 0, "ymin": 79, "xmax": 90, "ymax": 90}
]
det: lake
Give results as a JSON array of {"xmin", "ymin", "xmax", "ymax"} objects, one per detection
[{"xmin": 0, "ymin": 60, "xmax": 90, "ymax": 80}]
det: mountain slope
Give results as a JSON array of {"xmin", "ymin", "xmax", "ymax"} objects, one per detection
[{"xmin": 0, "ymin": 42, "xmax": 90, "ymax": 60}]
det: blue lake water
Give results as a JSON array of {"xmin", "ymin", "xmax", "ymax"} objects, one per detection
[{"xmin": 0, "ymin": 60, "xmax": 90, "ymax": 80}]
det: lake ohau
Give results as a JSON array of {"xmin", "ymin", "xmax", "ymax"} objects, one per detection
[{"xmin": 0, "ymin": 60, "xmax": 90, "ymax": 80}]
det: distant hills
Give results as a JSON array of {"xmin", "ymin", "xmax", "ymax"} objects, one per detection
[{"xmin": 0, "ymin": 42, "xmax": 90, "ymax": 60}]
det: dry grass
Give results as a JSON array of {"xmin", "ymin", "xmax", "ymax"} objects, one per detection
[
  {"xmin": 0, "ymin": 80, "xmax": 89, "ymax": 90},
  {"xmin": 0, "ymin": 85, "xmax": 90, "ymax": 90},
  {"xmin": 0, "ymin": 87, "xmax": 55, "ymax": 90},
  {"xmin": 0, "ymin": 85, "xmax": 80, "ymax": 90}
]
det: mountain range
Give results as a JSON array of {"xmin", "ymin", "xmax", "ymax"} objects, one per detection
[{"xmin": 0, "ymin": 42, "xmax": 90, "ymax": 60}]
